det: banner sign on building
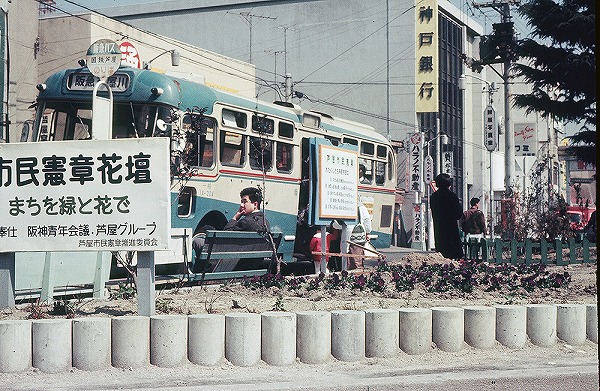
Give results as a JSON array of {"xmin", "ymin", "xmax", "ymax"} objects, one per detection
[
  {"xmin": 415, "ymin": 0, "xmax": 439, "ymax": 113},
  {"xmin": 514, "ymin": 123, "xmax": 537, "ymax": 156},
  {"xmin": 408, "ymin": 133, "xmax": 423, "ymax": 193},
  {"xmin": 442, "ymin": 151, "xmax": 453, "ymax": 175},
  {"xmin": 308, "ymin": 138, "xmax": 359, "ymax": 226},
  {"xmin": 0, "ymin": 138, "xmax": 171, "ymax": 252}
]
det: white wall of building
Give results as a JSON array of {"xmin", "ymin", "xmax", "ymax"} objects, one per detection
[
  {"xmin": 3, "ymin": 0, "xmax": 38, "ymax": 143},
  {"xmin": 38, "ymin": 14, "xmax": 256, "ymax": 97}
]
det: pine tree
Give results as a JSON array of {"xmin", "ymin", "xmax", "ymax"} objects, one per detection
[{"xmin": 513, "ymin": 0, "xmax": 595, "ymax": 165}]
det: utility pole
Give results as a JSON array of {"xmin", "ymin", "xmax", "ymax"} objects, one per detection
[
  {"xmin": 239, "ymin": 12, "xmax": 276, "ymax": 63},
  {"xmin": 473, "ymin": 0, "xmax": 518, "ymax": 196},
  {"xmin": 277, "ymin": 26, "xmax": 295, "ymax": 76}
]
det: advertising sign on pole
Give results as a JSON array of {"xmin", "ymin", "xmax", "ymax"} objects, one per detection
[
  {"xmin": 424, "ymin": 155, "xmax": 433, "ymax": 184},
  {"xmin": 513, "ymin": 123, "xmax": 537, "ymax": 156},
  {"xmin": 408, "ymin": 133, "xmax": 423, "ymax": 193},
  {"xmin": 442, "ymin": 151, "xmax": 453, "ymax": 175},
  {"xmin": 412, "ymin": 203, "xmax": 424, "ymax": 244},
  {"xmin": 0, "ymin": 138, "xmax": 171, "ymax": 252},
  {"xmin": 119, "ymin": 41, "xmax": 141, "ymax": 68},
  {"xmin": 484, "ymin": 104, "xmax": 498, "ymax": 152}
]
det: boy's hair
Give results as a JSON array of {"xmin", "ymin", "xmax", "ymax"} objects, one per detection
[
  {"xmin": 240, "ymin": 187, "xmax": 262, "ymax": 206},
  {"xmin": 470, "ymin": 197, "xmax": 480, "ymax": 207}
]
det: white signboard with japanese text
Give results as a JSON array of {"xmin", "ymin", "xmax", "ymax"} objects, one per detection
[
  {"xmin": 86, "ymin": 39, "xmax": 121, "ymax": 80},
  {"xmin": 317, "ymin": 143, "xmax": 359, "ymax": 221},
  {"xmin": 442, "ymin": 151, "xmax": 453, "ymax": 176},
  {"xmin": 0, "ymin": 138, "xmax": 170, "ymax": 252},
  {"xmin": 412, "ymin": 203, "xmax": 424, "ymax": 244},
  {"xmin": 484, "ymin": 104, "xmax": 498, "ymax": 151},
  {"xmin": 514, "ymin": 123, "xmax": 537, "ymax": 157},
  {"xmin": 424, "ymin": 155, "xmax": 433, "ymax": 184},
  {"xmin": 408, "ymin": 133, "xmax": 423, "ymax": 193}
]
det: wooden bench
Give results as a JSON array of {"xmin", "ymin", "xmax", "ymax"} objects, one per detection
[{"xmin": 188, "ymin": 230, "xmax": 282, "ymax": 281}]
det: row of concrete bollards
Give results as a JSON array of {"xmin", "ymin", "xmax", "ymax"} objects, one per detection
[{"xmin": 0, "ymin": 303, "xmax": 596, "ymax": 373}]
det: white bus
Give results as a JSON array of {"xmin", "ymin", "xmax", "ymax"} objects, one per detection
[{"xmin": 31, "ymin": 66, "xmax": 396, "ymax": 272}]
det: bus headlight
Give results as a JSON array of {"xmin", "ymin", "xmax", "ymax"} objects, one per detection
[
  {"xmin": 36, "ymin": 83, "xmax": 47, "ymax": 92},
  {"xmin": 151, "ymin": 87, "xmax": 164, "ymax": 96}
]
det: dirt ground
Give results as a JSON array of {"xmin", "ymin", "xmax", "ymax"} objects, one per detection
[{"xmin": 1, "ymin": 252, "xmax": 596, "ymax": 320}]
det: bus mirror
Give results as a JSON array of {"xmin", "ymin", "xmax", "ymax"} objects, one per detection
[
  {"xmin": 156, "ymin": 119, "xmax": 168, "ymax": 131},
  {"xmin": 20, "ymin": 121, "xmax": 32, "ymax": 142}
]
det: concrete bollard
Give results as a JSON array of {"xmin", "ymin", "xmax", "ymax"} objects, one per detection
[
  {"xmin": 0, "ymin": 320, "xmax": 31, "ymax": 373},
  {"xmin": 32, "ymin": 319, "xmax": 72, "ymax": 373},
  {"xmin": 188, "ymin": 314, "xmax": 225, "ymax": 366},
  {"xmin": 331, "ymin": 310, "xmax": 365, "ymax": 362},
  {"xmin": 556, "ymin": 304, "xmax": 586, "ymax": 345},
  {"xmin": 150, "ymin": 315, "xmax": 188, "ymax": 367},
  {"xmin": 296, "ymin": 311, "xmax": 331, "ymax": 364},
  {"xmin": 464, "ymin": 306, "xmax": 496, "ymax": 349},
  {"xmin": 365, "ymin": 309, "xmax": 399, "ymax": 358},
  {"xmin": 261, "ymin": 312, "xmax": 296, "ymax": 366},
  {"xmin": 431, "ymin": 307, "xmax": 464, "ymax": 352},
  {"xmin": 586, "ymin": 304, "xmax": 597, "ymax": 344},
  {"xmin": 495, "ymin": 305, "xmax": 527, "ymax": 348},
  {"xmin": 526, "ymin": 304, "xmax": 557, "ymax": 347},
  {"xmin": 398, "ymin": 308, "xmax": 432, "ymax": 355},
  {"xmin": 72, "ymin": 317, "xmax": 111, "ymax": 371},
  {"xmin": 111, "ymin": 316, "xmax": 150, "ymax": 368},
  {"xmin": 225, "ymin": 313, "xmax": 261, "ymax": 366}
]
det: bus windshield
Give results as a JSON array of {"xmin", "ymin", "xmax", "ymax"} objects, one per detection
[{"xmin": 35, "ymin": 101, "xmax": 173, "ymax": 141}]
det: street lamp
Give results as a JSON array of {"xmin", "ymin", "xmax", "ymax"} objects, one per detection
[
  {"xmin": 143, "ymin": 49, "xmax": 180, "ymax": 70},
  {"xmin": 459, "ymin": 73, "xmax": 498, "ymax": 239}
]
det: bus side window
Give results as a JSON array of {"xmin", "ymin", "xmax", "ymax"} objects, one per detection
[
  {"xmin": 220, "ymin": 131, "xmax": 245, "ymax": 166},
  {"xmin": 249, "ymin": 137, "xmax": 273, "ymax": 171},
  {"xmin": 177, "ymin": 186, "xmax": 195, "ymax": 218},
  {"xmin": 276, "ymin": 142, "xmax": 293, "ymax": 173},
  {"xmin": 375, "ymin": 161, "xmax": 386, "ymax": 186},
  {"xmin": 359, "ymin": 158, "xmax": 373, "ymax": 184},
  {"xmin": 199, "ymin": 123, "xmax": 214, "ymax": 168}
]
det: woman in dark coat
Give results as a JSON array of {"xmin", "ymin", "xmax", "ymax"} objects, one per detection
[{"xmin": 430, "ymin": 173, "xmax": 464, "ymax": 260}]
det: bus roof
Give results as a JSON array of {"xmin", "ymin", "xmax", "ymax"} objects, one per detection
[{"xmin": 38, "ymin": 66, "xmax": 389, "ymax": 144}]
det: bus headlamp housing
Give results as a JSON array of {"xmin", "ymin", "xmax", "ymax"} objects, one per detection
[{"xmin": 151, "ymin": 87, "xmax": 164, "ymax": 96}]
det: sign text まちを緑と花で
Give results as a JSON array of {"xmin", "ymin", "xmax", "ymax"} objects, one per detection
[{"xmin": 0, "ymin": 138, "xmax": 170, "ymax": 252}]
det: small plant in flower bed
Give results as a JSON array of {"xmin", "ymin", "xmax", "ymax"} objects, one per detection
[
  {"xmin": 240, "ymin": 260, "xmax": 571, "ymax": 295},
  {"xmin": 380, "ymin": 260, "xmax": 570, "ymax": 294}
]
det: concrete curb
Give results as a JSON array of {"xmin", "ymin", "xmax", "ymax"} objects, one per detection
[{"xmin": 0, "ymin": 303, "xmax": 596, "ymax": 373}]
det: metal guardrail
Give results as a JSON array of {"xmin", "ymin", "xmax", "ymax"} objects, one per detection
[{"xmin": 464, "ymin": 237, "xmax": 597, "ymax": 264}]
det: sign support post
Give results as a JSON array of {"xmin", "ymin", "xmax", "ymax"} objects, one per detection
[
  {"xmin": 0, "ymin": 252, "xmax": 15, "ymax": 309},
  {"xmin": 137, "ymin": 252, "xmax": 156, "ymax": 316}
]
